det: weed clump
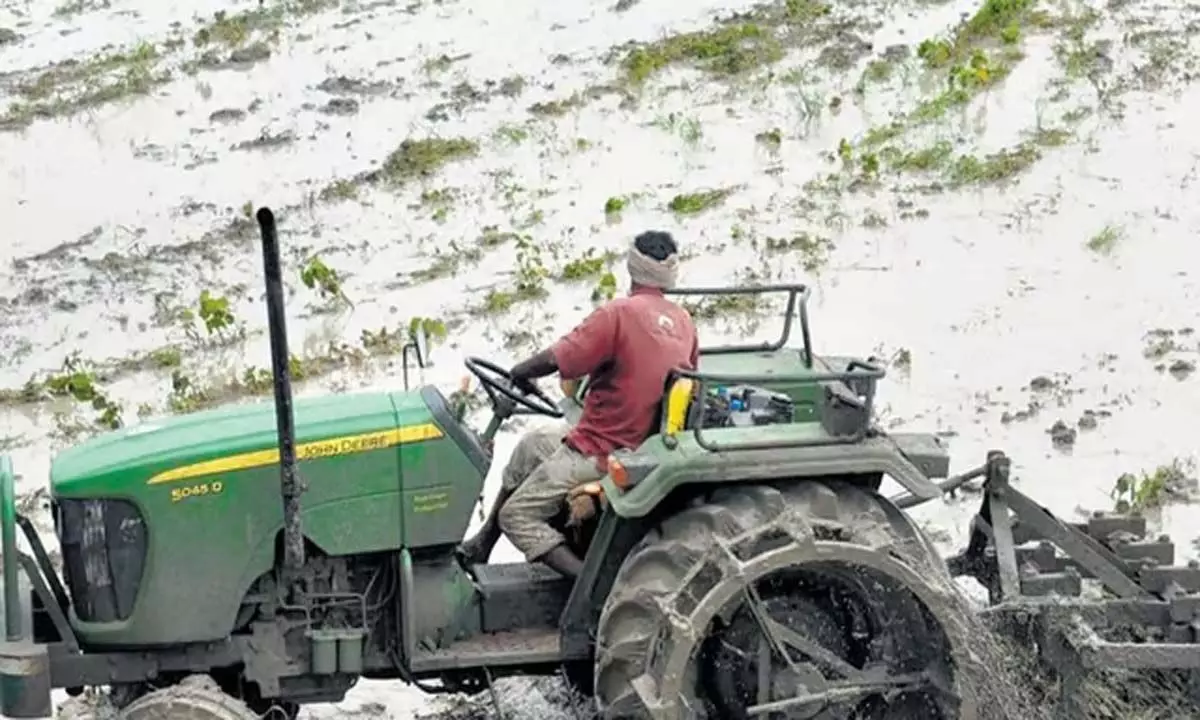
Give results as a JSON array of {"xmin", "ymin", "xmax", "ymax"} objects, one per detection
[
  {"xmin": 1111, "ymin": 459, "xmax": 1197, "ymax": 513},
  {"xmin": 560, "ymin": 249, "xmax": 616, "ymax": 280},
  {"xmin": 1086, "ymin": 224, "xmax": 1123, "ymax": 254},
  {"xmin": 618, "ymin": 0, "xmax": 839, "ymax": 84},
  {"xmin": 378, "ymin": 138, "xmax": 479, "ymax": 185},
  {"xmin": 960, "ymin": 0, "xmax": 1036, "ymax": 44},
  {"xmin": 622, "ymin": 23, "xmax": 783, "ymax": 83},
  {"xmin": 668, "ymin": 188, "xmax": 735, "ymax": 215},
  {"xmin": 1, "ymin": 42, "xmax": 167, "ymax": 130},
  {"xmin": 945, "ymin": 143, "xmax": 1040, "ymax": 187}
]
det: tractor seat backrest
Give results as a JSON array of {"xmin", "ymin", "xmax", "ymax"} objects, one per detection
[{"xmin": 645, "ymin": 376, "xmax": 695, "ymax": 441}]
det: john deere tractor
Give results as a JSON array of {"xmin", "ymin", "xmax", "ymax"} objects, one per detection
[{"xmin": 3, "ymin": 208, "xmax": 1200, "ymax": 720}]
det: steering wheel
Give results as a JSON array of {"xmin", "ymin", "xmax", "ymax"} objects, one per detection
[{"xmin": 463, "ymin": 357, "xmax": 564, "ymax": 419}]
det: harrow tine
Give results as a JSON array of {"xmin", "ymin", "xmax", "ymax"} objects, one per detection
[{"xmin": 983, "ymin": 452, "xmax": 1021, "ymax": 602}]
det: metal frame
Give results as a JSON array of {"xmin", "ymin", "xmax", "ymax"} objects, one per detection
[
  {"xmin": 560, "ymin": 512, "xmax": 651, "ymax": 660},
  {"xmin": 948, "ymin": 451, "xmax": 1200, "ymax": 715},
  {"xmin": 664, "ymin": 283, "xmax": 813, "ymax": 362},
  {"xmin": 658, "ymin": 284, "xmax": 891, "ymax": 453},
  {"xmin": 658, "ymin": 360, "xmax": 885, "ymax": 453},
  {"xmin": 1, "ymin": 463, "xmax": 77, "ymax": 653},
  {"xmin": 1, "ymin": 455, "xmax": 19, "ymax": 640}
]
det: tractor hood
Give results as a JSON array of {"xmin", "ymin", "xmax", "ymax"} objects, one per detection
[{"xmin": 50, "ymin": 389, "xmax": 436, "ymax": 497}]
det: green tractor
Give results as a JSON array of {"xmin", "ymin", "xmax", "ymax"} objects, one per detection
[{"xmin": 3, "ymin": 208, "xmax": 1200, "ymax": 719}]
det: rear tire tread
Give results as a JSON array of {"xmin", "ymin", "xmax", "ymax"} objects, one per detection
[{"xmin": 592, "ymin": 479, "xmax": 974, "ymax": 719}]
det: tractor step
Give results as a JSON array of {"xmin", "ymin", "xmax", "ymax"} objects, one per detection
[
  {"xmin": 411, "ymin": 627, "xmax": 564, "ymax": 672},
  {"xmin": 472, "ymin": 561, "xmax": 572, "ymax": 633}
]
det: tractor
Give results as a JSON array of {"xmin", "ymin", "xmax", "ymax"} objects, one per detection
[{"xmin": 2, "ymin": 208, "xmax": 1200, "ymax": 720}]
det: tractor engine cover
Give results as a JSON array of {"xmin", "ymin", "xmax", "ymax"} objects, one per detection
[{"xmin": 44, "ymin": 385, "xmax": 487, "ymax": 647}]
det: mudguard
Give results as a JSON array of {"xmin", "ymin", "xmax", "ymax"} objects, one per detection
[{"xmin": 603, "ymin": 432, "xmax": 946, "ymax": 518}]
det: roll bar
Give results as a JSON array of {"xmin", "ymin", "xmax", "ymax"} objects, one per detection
[{"xmin": 665, "ymin": 284, "xmax": 812, "ymax": 366}]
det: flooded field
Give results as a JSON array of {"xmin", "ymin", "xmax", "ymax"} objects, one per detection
[{"xmin": 3, "ymin": 0, "xmax": 1200, "ymax": 715}]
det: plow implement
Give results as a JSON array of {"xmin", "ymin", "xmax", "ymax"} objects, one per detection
[{"xmin": 947, "ymin": 451, "xmax": 1200, "ymax": 717}]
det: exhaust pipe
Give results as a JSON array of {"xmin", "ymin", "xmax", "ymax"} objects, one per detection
[{"xmin": 256, "ymin": 207, "xmax": 305, "ymax": 578}]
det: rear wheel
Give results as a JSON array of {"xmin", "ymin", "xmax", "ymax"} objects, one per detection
[{"xmin": 592, "ymin": 480, "xmax": 985, "ymax": 719}]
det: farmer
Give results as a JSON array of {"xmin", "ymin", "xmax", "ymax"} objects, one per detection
[{"xmin": 456, "ymin": 230, "xmax": 699, "ymax": 578}]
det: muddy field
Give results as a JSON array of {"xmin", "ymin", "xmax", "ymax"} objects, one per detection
[{"xmin": 3, "ymin": 0, "xmax": 1200, "ymax": 716}]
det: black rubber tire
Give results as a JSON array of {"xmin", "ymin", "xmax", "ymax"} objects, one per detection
[
  {"xmin": 118, "ymin": 675, "xmax": 260, "ymax": 720},
  {"xmin": 592, "ymin": 480, "xmax": 985, "ymax": 719}
]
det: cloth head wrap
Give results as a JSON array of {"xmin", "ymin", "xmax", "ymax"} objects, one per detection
[{"xmin": 627, "ymin": 237, "xmax": 679, "ymax": 289}]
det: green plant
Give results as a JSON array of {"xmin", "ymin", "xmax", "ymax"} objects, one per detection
[
  {"xmin": 43, "ymin": 354, "xmax": 122, "ymax": 429},
  {"xmin": 592, "ymin": 272, "xmax": 618, "ymax": 302},
  {"xmin": 561, "ymin": 248, "xmax": 615, "ymax": 280},
  {"xmin": 1111, "ymin": 460, "xmax": 1196, "ymax": 513},
  {"xmin": 43, "ymin": 353, "xmax": 101, "ymax": 402},
  {"xmin": 513, "ymin": 236, "xmax": 549, "ymax": 298},
  {"xmin": 168, "ymin": 370, "xmax": 214, "ymax": 414},
  {"xmin": 198, "ymin": 290, "xmax": 236, "ymax": 335},
  {"xmin": 409, "ymin": 316, "xmax": 449, "ymax": 345},
  {"xmin": 604, "ymin": 196, "xmax": 627, "ymax": 215},
  {"xmin": 301, "ymin": 255, "xmax": 353, "ymax": 309}
]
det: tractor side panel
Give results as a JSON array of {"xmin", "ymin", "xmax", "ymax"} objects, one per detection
[{"xmin": 398, "ymin": 387, "xmax": 488, "ymax": 548}]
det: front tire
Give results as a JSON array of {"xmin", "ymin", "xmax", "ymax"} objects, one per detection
[{"xmin": 118, "ymin": 675, "xmax": 260, "ymax": 720}]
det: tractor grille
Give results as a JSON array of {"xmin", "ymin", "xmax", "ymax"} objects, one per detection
[{"xmin": 54, "ymin": 498, "xmax": 147, "ymax": 623}]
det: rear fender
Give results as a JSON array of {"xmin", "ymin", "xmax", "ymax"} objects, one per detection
[{"xmin": 602, "ymin": 434, "xmax": 945, "ymax": 519}]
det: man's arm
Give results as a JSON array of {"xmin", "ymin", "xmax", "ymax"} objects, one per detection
[
  {"xmin": 509, "ymin": 348, "xmax": 557, "ymax": 393},
  {"xmin": 510, "ymin": 305, "xmax": 618, "ymax": 389}
]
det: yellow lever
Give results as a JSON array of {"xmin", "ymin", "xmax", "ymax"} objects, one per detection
[{"xmin": 664, "ymin": 378, "xmax": 695, "ymax": 435}]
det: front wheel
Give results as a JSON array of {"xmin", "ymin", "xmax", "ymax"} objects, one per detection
[
  {"xmin": 118, "ymin": 675, "xmax": 261, "ymax": 720},
  {"xmin": 592, "ymin": 480, "xmax": 987, "ymax": 719}
]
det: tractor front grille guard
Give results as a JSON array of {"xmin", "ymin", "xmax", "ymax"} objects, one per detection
[
  {"xmin": 0, "ymin": 458, "xmax": 78, "ymax": 651},
  {"xmin": 951, "ymin": 451, "xmax": 1200, "ymax": 706}
]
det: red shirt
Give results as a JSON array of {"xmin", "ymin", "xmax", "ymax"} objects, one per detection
[{"xmin": 551, "ymin": 287, "xmax": 699, "ymax": 457}]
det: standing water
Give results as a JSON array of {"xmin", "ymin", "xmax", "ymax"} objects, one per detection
[{"xmin": 2, "ymin": 0, "xmax": 1199, "ymax": 716}]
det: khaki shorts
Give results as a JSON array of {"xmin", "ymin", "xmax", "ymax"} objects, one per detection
[
  {"xmin": 500, "ymin": 424, "xmax": 569, "ymax": 492},
  {"xmin": 498, "ymin": 439, "xmax": 604, "ymax": 561}
]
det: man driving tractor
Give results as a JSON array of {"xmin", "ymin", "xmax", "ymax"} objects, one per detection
[{"xmin": 456, "ymin": 230, "xmax": 699, "ymax": 578}]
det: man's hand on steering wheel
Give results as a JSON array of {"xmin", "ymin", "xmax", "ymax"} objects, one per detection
[
  {"xmin": 510, "ymin": 374, "xmax": 540, "ymax": 397},
  {"xmin": 463, "ymin": 356, "xmax": 564, "ymax": 419}
]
